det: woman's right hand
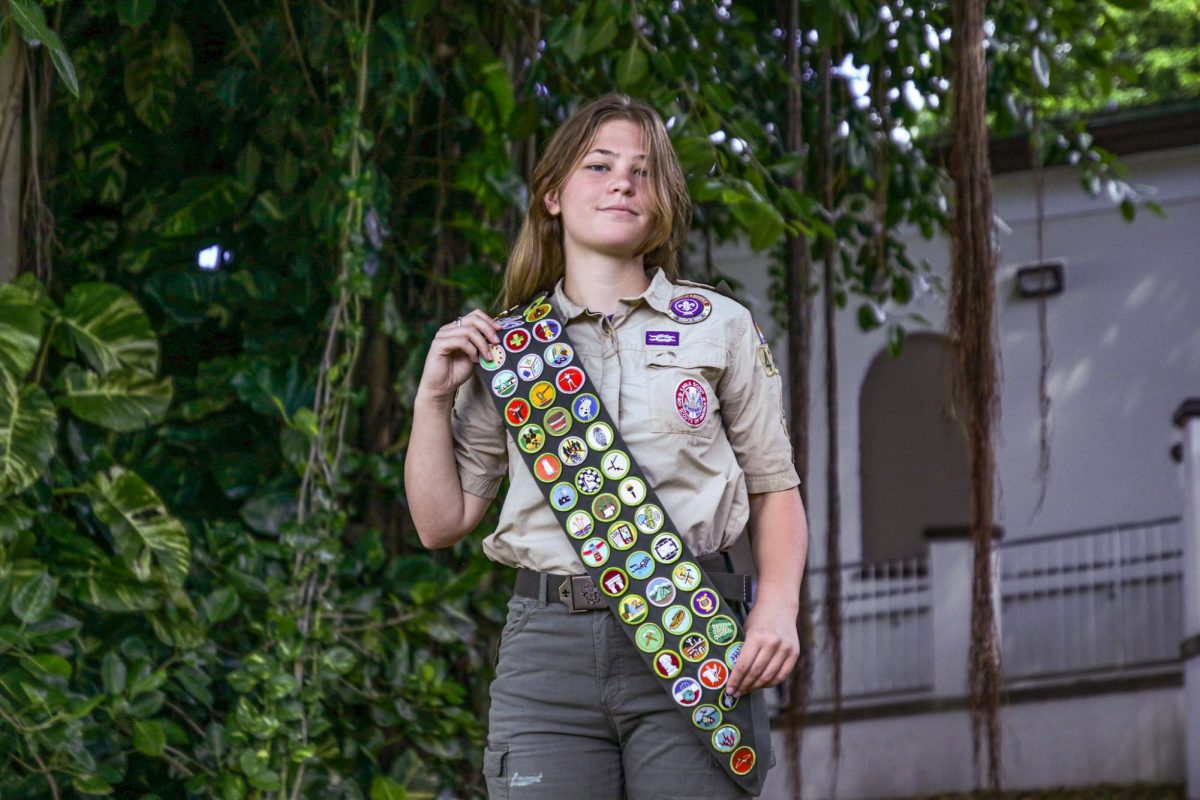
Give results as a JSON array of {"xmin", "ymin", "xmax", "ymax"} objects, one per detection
[{"xmin": 417, "ymin": 309, "xmax": 503, "ymax": 403}]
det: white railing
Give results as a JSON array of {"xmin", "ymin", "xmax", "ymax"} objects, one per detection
[
  {"xmin": 808, "ymin": 557, "xmax": 933, "ymax": 702},
  {"xmin": 997, "ymin": 516, "xmax": 1184, "ymax": 680}
]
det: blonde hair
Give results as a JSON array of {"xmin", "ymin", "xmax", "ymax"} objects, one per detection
[{"xmin": 499, "ymin": 93, "xmax": 692, "ymax": 310}]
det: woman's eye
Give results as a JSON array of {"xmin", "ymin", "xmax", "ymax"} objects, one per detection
[{"xmin": 586, "ymin": 164, "xmax": 609, "ymax": 172}]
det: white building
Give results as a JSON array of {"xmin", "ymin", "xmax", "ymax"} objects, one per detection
[{"xmin": 713, "ymin": 100, "xmax": 1200, "ymax": 799}]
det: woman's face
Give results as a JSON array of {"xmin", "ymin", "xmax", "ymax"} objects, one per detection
[{"xmin": 544, "ymin": 119, "xmax": 657, "ymax": 263}]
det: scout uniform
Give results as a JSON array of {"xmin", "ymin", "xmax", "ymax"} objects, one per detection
[{"xmin": 450, "ymin": 266, "xmax": 800, "ymax": 799}]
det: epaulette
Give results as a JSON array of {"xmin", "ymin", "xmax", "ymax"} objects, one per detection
[{"xmin": 675, "ymin": 278, "xmax": 745, "ymax": 306}]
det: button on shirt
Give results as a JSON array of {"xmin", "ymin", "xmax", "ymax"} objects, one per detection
[{"xmin": 450, "ymin": 267, "xmax": 801, "ymax": 574}]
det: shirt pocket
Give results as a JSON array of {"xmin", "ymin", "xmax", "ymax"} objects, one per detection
[{"xmin": 643, "ymin": 344, "xmax": 726, "ymax": 438}]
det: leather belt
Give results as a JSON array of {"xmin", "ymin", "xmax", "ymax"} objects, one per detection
[{"xmin": 515, "ymin": 552, "xmax": 753, "ymax": 612}]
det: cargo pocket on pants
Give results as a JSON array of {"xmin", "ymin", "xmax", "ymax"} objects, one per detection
[{"xmin": 482, "ymin": 744, "xmax": 509, "ymax": 800}]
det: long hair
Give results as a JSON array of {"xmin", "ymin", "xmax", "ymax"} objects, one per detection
[{"xmin": 499, "ymin": 93, "xmax": 692, "ymax": 310}]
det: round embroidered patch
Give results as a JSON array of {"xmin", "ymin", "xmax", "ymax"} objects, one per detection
[
  {"xmin": 543, "ymin": 407, "xmax": 571, "ymax": 436},
  {"xmin": 651, "ymin": 532, "xmax": 682, "ymax": 564},
  {"xmin": 555, "ymin": 366, "xmax": 585, "ymax": 394},
  {"xmin": 707, "ymin": 615, "xmax": 738, "ymax": 646},
  {"xmin": 653, "ymin": 650, "xmax": 683, "ymax": 679},
  {"xmin": 566, "ymin": 511, "xmax": 593, "ymax": 539},
  {"xmin": 585, "ymin": 421, "xmax": 613, "ymax": 451},
  {"xmin": 606, "ymin": 521, "xmax": 637, "ymax": 551},
  {"xmin": 572, "ymin": 393, "xmax": 600, "ymax": 423},
  {"xmin": 533, "ymin": 453, "xmax": 561, "ymax": 483},
  {"xmin": 698, "ymin": 658, "xmax": 729, "ymax": 690},
  {"xmin": 532, "ymin": 318, "xmax": 561, "ymax": 342},
  {"xmin": 496, "ymin": 314, "xmax": 525, "ymax": 330},
  {"xmin": 575, "ymin": 467, "xmax": 603, "ymax": 495},
  {"xmin": 504, "ymin": 398, "xmax": 530, "ymax": 427},
  {"xmin": 517, "ymin": 424, "xmax": 545, "ymax": 454},
  {"xmin": 667, "ymin": 293, "xmax": 712, "ymax": 324},
  {"xmin": 645, "ymin": 577, "xmax": 676, "ymax": 607},
  {"xmin": 479, "ymin": 344, "xmax": 506, "ymax": 371},
  {"xmin": 692, "ymin": 704, "xmax": 722, "ymax": 731},
  {"xmin": 725, "ymin": 642, "xmax": 744, "ymax": 670},
  {"xmin": 581, "ymin": 537, "xmax": 610, "ymax": 567},
  {"xmin": 675, "ymin": 379, "xmax": 709, "ymax": 426},
  {"xmin": 544, "ymin": 342, "xmax": 574, "ymax": 368},
  {"xmin": 691, "ymin": 588, "xmax": 720, "ymax": 618},
  {"xmin": 635, "ymin": 623, "xmax": 665, "ymax": 653},
  {"xmin": 730, "ymin": 746, "xmax": 756, "ymax": 776},
  {"xmin": 635, "ymin": 504, "xmax": 665, "ymax": 534},
  {"xmin": 523, "ymin": 294, "xmax": 547, "ymax": 315},
  {"xmin": 529, "ymin": 380, "xmax": 556, "ymax": 409},
  {"xmin": 525, "ymin": 302, "xmax": 552, "ymax": 323},
  {"xmin": 504, "ymin": 329, "xmax": 530, "ymax": 353},
  {"xmin": 617, "ymin": 476, "xmax": 647, "ymax": 506},
  {"xmin": 557, "ymin": 436, "xmax": 588, "ymax": 467},
  {"xmin": 600, "ymin": 450, "xmax": 631, "ymax": 481},
  {"xmin": 516, "ymin": 354, "xmax": 544, "ymax": 382},
  {"xmin": 662, "ymin": 604, "xmax": 693, "ymax": 636},
  {"xmin": 618, "ymin": 594, "xmax": 648, "ymax": 624},
  {"xmin": 550, "ymin": 482, "xmax": 577, "ymax": 511},
  {"xmin": 672, "ymin": 677, "xmax": 703, "ymax": 707},
  {"xmin": 600, "ymin": 567, "xmax": 628, "ymax": 597},
  {"xmin": 591, "ymin": 493, "xmax": 621, "ymax": 522},
  {"xmin": 679, "ymin": 633, "xmax": 710, "ymax": 663},
  {"xmin": 712, "ymin": 724, "xmax": 740, "ymax": 753},
  {"xmin": 672, "ymin": 562, "xmax": 702, "ymax": 592},
  {"xmin": 491, "ymin": 370, "xmax": 518, "ymax": 397},
  {"xmin": 626, "ymin": 551, "xmax": 655, "ymax": 580},
  {"xmin": 718, "ymin": 689, "xmax": 740, "ymax": 711}
]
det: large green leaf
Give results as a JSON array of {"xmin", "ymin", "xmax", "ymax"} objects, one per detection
[
  {"xmin": 85, "ymin": 466, "xmax": 190, "ymax": 588},
  {"xmin": 7, "ymin": 0, "xmax": 79, "ymax": 97},
  {"xmin": 62, "ymin": 283, "xmax": 159, "ymax": 377},
  {"xmin": 0, "ymin": 284, "xmax": 44, "ymax": 379},
  {"xmin": 157, "ymin": 175, "xmax": 252, "ymax": 237},
  {"xmin": 55, "ymin": 364, "xmax": 173, "ymax": 432},
  {"xmin": 0, "ymin": 367, "xmax": 58, "ymax": 499},
  {"xmin": 11, "ymin": 571, "xmax": 57, "ymax": 624}
]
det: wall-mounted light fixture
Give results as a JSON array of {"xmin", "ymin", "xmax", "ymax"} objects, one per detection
[{"xmin": 1015, "ymin": 261, "xmax": 1064, "ymax": 298}]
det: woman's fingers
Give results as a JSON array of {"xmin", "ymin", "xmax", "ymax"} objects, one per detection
[{"xmin": 437, "ymin": 311, "xmax": 501, "ymax": 360}]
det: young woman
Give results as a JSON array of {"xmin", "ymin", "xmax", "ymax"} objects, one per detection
[{"xmin": 405, "ymin": 93, "xmax": 808, "ymax": 799}]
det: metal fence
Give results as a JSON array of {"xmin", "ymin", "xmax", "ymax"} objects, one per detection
[{"xmin": 997, "ymin": 516, "xmax": 1184, "ymax": 680}]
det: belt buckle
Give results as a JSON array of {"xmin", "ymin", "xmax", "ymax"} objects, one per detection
[{"xmin": 558, "ymin": 575, "xmax": 603, "ymax": 613}]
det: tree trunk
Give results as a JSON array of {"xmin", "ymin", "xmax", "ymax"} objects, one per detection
[{"xmin": 0, "ymin": 28, "xmax": 23, "ymax": 283}]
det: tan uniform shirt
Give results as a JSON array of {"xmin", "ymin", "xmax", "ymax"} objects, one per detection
[{"xmin": 450, "ymin": 266, "xmax": 800, "ymax": 574}]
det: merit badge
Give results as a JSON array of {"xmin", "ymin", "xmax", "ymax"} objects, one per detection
[
  {"xmin": 496, "ymin": 314, "xmax": 525, "ymax": 330},
  {"xmin": 652, "ymin": 533, "xmax": 682, "ymax": 564},
  {"xmin": 680, "ymin": 633, "xmax": 710, "ymax": 662},
  {"xmin": 558, "ymin": 436, "xmax": 588, "ymax": 467},
  {"xmin": 516, "ymin": 354, "xmax": 544, "ymax": 381},
  {"xmin": 725, "ymin": 642, "xmax": 743, "ymax": 670},
  {"xmin": 600, "ymin": 567, "xmax": 629, "ymax": 597},
  {"xmin": 525, "ymin": 302, "xmax": 552, "ymax": 323},
  {"xmin": 523, "ymin": 293, "xmax": 547, "ymax": 314},
  {"xmin": 730, "ymin": 747, "xmax": 756, "ymax": 776},
  {"xmin": 575, "ymin": 467, "xmax": 603, "ymax": 495},
  {"xmin": 646, "ymin": 576, "xmax": 677, "ymax": 607},
  {"xmin": 533, "ymin": 453, "xmax": 562, "ymax": 483},
  {"xmin": 636, "ymin": 504, "xmax": 665, "ymax": 534},
  {"xmin": 626, "ymin": 551, "xmax": 655, "ymax": 580},
  {"xmin": 529, "ymin": 381, "xmax": 556, "ymax": 409},
  {"xmin": 645, "ymin": 330, "xmax": 680, "ymax": 346},
  {"xmin": 566, "ymin": 511, "xmax": 594, "ymax": 539},
  {"xmin": 592, "ymin": 493, "xmax": 621, "ymax": 522},
  {"xmin": 556, "ymin": 366, "xmax": 585, "ymax": 394},
  {"xmin": 544, "ymin": 407, "xmax": 571, "ymax": 436},
  {"xmin": 636, "ymin": 623, "xmax": 665, "ymax": 653},
  {"xmin": 585, "ymin": 421, "xmax": 613, "ymax": 451},
  {"xmin": 479, "ymin": 344, "xmax": 506, "ymax": 371},
  {"xmin": 672, "ymin": 677, "xmax": 703, "ymax": 707},
  {"xmin": 667, "ymin": 293, "xmax": 712, "ymax": 324},
  {"xmin": 712, "ymin": 724, "xmax": 740, "ymax": 753},
  {"xmin": 491, "ymin": 370, "xmax": 518, "ymax": 397},
  {"xmin": 545, "ymin": 342, "xmax": 574, "ymax": 368},
  {"xmin": 607, "ymin": 521, "xmax": 637, "ymax": 550},
  {"xmin": 601, "ymin": 450, "xmax": 631, "ymax": 481},
  {"xmin": 654, "ymin": 650, "xmax": 683, "ymax": 679},
  {"xmin": 532, "ymin": 318, "xmax": 561, "ymax": 342},
  {"xmin": 707, "ymin": 616, "xmax": 738, "ymax": 646},
  {"xmin": 672, "ymin": 562, "xmax": 702, "ymax": 592},
  {"xmin": 572, "ymin": 393, "xmax": 600, "ymax": 423},
  {"xmin": 619, "ymin": 595, "xmax": 648, "ymax": 625},
  {"xmin": 551, "ymin": 482, "xmax": 578, "ymax": 511},
  {"xmin": 504, "ymin": 329, "xmax": 530, "ymax": 353},
  {"xmin": 718, "ymin": 689, "xmax": 740, "ymax": 711},
  {"xmin": 618, "ymin": 477, "xmax": 647, "ymax": 506},
  {"xmin": 581, "ymin": 537, "xmax": 611, "ymax": 567},
  {"xmin": 662, "ymin": 605, "xmax": 693, "ymax": 636},
  {"xmin": 698, "ymin": 659, "xmax": 729, "ymax": 690},
  {"xmin": 691, "ymin": 588, "xmax": 720, "ymax": 618},
  {"xmin": 675, "ymin": 379, "xmax": 709, "ymax": 427},
  {"xmin": 692, "ymin": 704, "xmax": 722, "ymax": 731},
  {"xmin": 504, "ymin": 398, "xmax": 531, "ymax": 427},
  {"xmin": 518, "ymin": 424, "xmax": 545, "ymax": 454}
]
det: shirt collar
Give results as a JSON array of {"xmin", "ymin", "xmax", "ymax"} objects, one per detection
[{"xmin": 552, "ymin": 266, "xmax": 674, "ymax": 321}]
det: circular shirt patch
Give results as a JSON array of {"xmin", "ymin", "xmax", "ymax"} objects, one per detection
[
  {"xmin": 698, "ymin": 658, "xmax": 729, "ymax": 690},
  {"xmin": 691, "ymin": 588, "xmax": 720, "ymax": 618},
  {"xmin": 662, "ymin": 604, "xmax": 693, "ymax": 636},
  {"xmin": 555, "ymin": 367, "xmax": 585, "ymax": 394},
  {"xmin": 591, "ymin": 493, "xmax": 621, "ymax": 522},
  {"xmin": 730, "ymin": 746, "xmax": 756, "ymax": 776},
  {"xmin": 725, "ymin": 642, "xmax": 744, "ymax": 670},
  {"xmin": 600, "ymin": 567, "xmax": 628, "ymax": 597},
  {"xmin": 672, "ymin": 677, "xmax": 703, "ymax": 707},
  {"xmin": 607, "ymin": 521, "xmax": 637, "ymax": 551},
  {"xmin": 651, "ymin": 533, "xmax": 682, "ymax": 564},
  {"xmin": 479, "ymin": 344, "xmax": 506, "ymax": 371},
  {"xmin": 600, "ymin": 450, "xmax": 631, "ymax": 481},
  {"xmin": 558, "ymin": 436, "xmax": 588, "ymax": 467},
  {"xmin": 516, "ymin": 354, "xmax": 544, "ymax": 382},
  {"xmin": 707, "ymin": 615, "xmax": 738, "ymax": 646},
  {"xmin": 491, "ymin": 370, "xmax": 518, "ymax": 397},
  {"xmin": 532, "ymin": 318, "xmax": 561, "ymax": 342},
  {"xmin": 653, "ymin": 650, "xmax": 683, "ymax": 679},
  {"xmin": 635, "ymin": 623, "xmax": 665, "ymax": 653},
  {"xmin": 645, "ymin": 577, "xmax": 676, "ymax": 607},
  {"xmin": 575, "ymin": 467, "xmax": 603, "ymax": 495},
  {"xmin": 517, "ymin": 424, "xmax": 545, "ymax": 454},
  {"xmin": 626, "ymin": 551, "xmax": 655, "ymax": 580},
  {"xmin": 566, "ymin": 511, "xmax": 593, "ymax": 539},
  {"xmin": 679, "ymin": 633, "xmax": 710, "ymax": 663},
  {"xmin": 504, "ymin": 329, "xmax": 531, "ymax": 353},
  {"xmin": 692, "ymin": 704, "xmax": 722, "ymax": 731},
  {"xmin": 712, "ymin": 724, "xmax": 740, "ymax": 754},
  {"xmin": 668, "ymin": 293, "xmax": 712, "ymax": 324},
  {"xmin": 550, "ymin": 482, "xmax": 577, "ymax": 511},
  {"xmin": 672, "ymin": 562, "xmax": 702, "ymax": 592},
  {"xmin": 675, "ymin": 379, "xmax": 709, "ymax": 427},
  {"xmin": 496, "ymin": 314, "xmax": 525, "ymax": 330},
  {"xmin": 504, "ymin": 398, "xmax": 531, "ymax": 427},
  {"xmin": 533, "ymin": 453, "xmax": 561, "ymax": 483},
  {"xmin": 718, "ymin": 689, "xmax": 740, "ymax": 711},
  {"xmin": 618, "ymin": 595, "xmax": 648, "ymax": 625},
  {"xmin": 541, "ymin": 408, "xmax": 571, "ymax": 439},
  {"xmin": 585, "ymin": 421, "xmax": 613, "ymax": 451},
  {"xmin": 581, "ymin": 538, "xmax": 610, "ymax": 567},
  {"xmin": 529, "ymin": 381, "xmax": 556, "ymax": 409},
  {"xmin": 544, "ymin": 342, "xmax": 574, "ymax": 368},
  {"xmin": 524, "ymin": 303, "xmax": 552, "ymax": 323},
  {"xmin": 635, "ymin": 504, "xmax": 665, "ymax": 535},
  {"xmin": 572, "ymin": 393, "xmax": 600, "ymax": 423},
  {"xmin": 618, "ymin": 477, "xmax": 647, "ymax": 506}
]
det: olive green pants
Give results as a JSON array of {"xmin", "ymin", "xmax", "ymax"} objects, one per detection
[{"xmin": 483, "ymin": 591, "xmax": 774, "ymax": 799}]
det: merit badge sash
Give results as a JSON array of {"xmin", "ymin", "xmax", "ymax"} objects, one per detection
[{"xmin": 475, "ymin": 292, "xmax": 766, "ymax": 794}]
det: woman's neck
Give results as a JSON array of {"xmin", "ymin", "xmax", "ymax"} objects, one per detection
[{"xmin": 562, "ymin": 255, "xmax": 651, "ymax": 317}]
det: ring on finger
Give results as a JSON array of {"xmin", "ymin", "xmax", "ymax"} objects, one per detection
[{"xmin": 454, "ymin": 317, "xmax": 462, "ymax": 326}]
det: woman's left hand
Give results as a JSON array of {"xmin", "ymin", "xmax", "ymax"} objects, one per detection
[{"xmin": 724, "ymin": 598, "xmax": 801, "ymax": 698}]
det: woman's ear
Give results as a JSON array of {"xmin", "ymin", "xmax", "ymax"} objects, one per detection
[{"xmin": 544, "ymin": 190, "xmax": 561, "ymax": 216}]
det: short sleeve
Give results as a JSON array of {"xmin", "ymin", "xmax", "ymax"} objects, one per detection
[
  {"xmin": 450, "ymin": 371, "xmax": 509, "ymax": 499},
  {"xmin": 717, "ymin": 310, "xmax": 801, "ymax": 494}
]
